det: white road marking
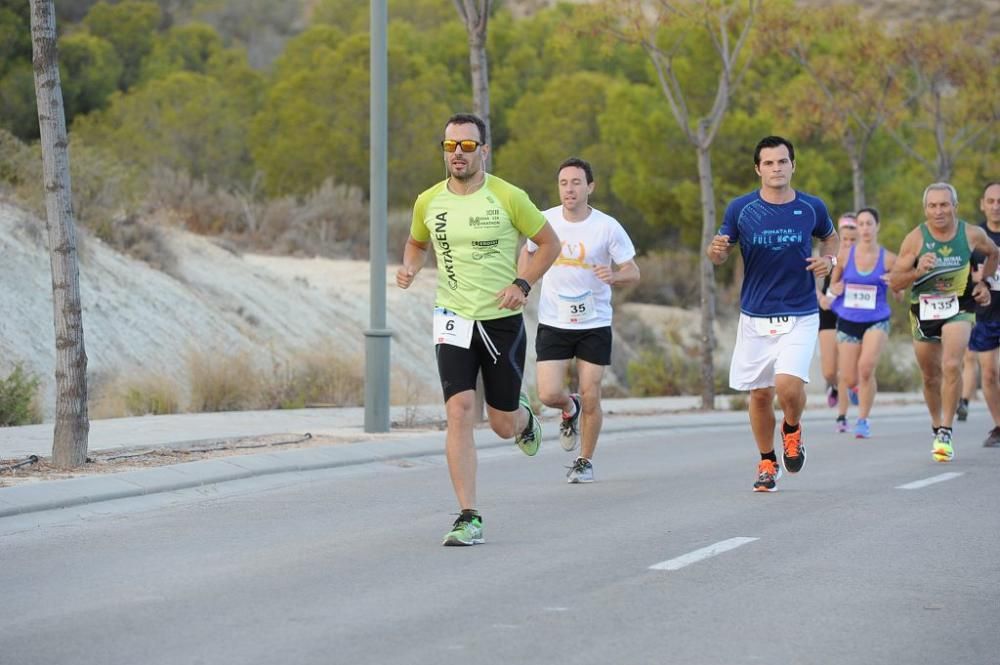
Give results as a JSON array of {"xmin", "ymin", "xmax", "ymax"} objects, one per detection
[
  {"xmin": 896, "ymin": 472, "xmax": 964, "ymax": 490},
  {"xmin": 649, "ymin": 537, "xmax": 759, "ymax": 571}
]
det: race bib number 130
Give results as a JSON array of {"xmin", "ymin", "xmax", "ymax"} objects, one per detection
[{"xmin": 844, "ymin": 283, "xmax": 877, "ymax": 310}]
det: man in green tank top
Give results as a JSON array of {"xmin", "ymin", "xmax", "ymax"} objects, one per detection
[
  {"xmin": 396, "ymin": 112, "xmax": 560, "ymax": 546},
  {"xmin": 889, "ymin": 182, "xmax": 998, "ymax": 463}
]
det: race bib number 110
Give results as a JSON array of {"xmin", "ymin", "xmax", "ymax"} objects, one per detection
[{"xmin": 753, "ymin": 315, "xmax": 796, "ymax": 336}]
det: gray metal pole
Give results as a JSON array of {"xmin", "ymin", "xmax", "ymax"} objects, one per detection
[{"xmin": 365, "ymin": 0, "xmax": 391, "ymax": 433}]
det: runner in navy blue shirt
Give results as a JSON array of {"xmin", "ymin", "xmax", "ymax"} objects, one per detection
[
  {"xmin": 966, "ymin": 182, "xmax": 1000, "ymax": 447},
  {"xmin": 707, "ymin": 136, "xmax": 838, "ymax": 492}
]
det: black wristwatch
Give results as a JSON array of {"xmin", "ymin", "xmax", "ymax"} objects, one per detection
[{"xmin": 512, "ymin": 278, "xmax": 531, "ymax": 297}]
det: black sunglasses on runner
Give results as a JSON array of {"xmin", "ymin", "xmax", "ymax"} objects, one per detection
[{"xmin": 441, "ymin": 139, "xmax": 481, "ymax": 153}]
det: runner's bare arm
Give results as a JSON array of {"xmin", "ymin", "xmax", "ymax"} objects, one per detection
[
  {"xmin": 706, "ymin": 234, "xmax": 733, "ymax": 265},
  {"xmin": 497, "ymin": 222, "xmax": 560, "ymax": 310},
  {"xmin": 888, "ymin": 229, "xmax": 931, "ymax": 291},
  {"xmin": 594, "ymin": 259, "xmax": 640, "ymax": 286},
  {"xmin": 396, "ymin": 235, "xmax": 429, "ymax": 289},
  {"xmin": 970, "ymin": 226, "xmax": 1000, "ymax": 284},
  {"xmin": 805, "ymin": 232, "xmax": 840, "ymax": 278},
  {"xmin": 516, "ymin": 244, "xmax": 532, "ymax": 277},
  {"xmin": 881, "ymin": 250, "xmax": 906, "ymax": 301},
  {"xmin": 969, "ymin": 226, "xmax": 998, "ymax": 305}
]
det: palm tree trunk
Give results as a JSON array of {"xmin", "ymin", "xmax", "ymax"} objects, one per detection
[{"xmin": 29, "ymin": 0, "xmax": 90, "ymax": 468}]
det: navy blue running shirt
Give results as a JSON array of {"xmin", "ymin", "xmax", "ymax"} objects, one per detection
[{"xmin": 719, "ymin": 191, "xmax": 835, "ymax": 317}]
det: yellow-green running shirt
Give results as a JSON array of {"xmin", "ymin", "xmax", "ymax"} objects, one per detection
[{"xmin": 411, "ymin": 174, "xmax": 546, "ymax": 321}]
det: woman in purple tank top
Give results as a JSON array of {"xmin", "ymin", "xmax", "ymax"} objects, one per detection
[{"xmin": 828, "ymin": 208, "xmax": 904, "ymax": 438}]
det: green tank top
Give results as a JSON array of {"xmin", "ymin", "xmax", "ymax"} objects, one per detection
[{"xmin": 910, "ymin": 221, "xmax": 972, "ymax": 303}]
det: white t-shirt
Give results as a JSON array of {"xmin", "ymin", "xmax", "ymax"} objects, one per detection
[{"xmin": 526, "ymin": 205, "xmax": 636, "ymax": 330}]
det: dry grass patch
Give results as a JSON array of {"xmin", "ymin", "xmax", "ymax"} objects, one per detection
[
  {"xmin": 188, "ymin": 350, "xmax": 262, "ymax": 412},
  {"xmin": 89, "ymin": 371, "xmax": 183, "ymax": 419}
]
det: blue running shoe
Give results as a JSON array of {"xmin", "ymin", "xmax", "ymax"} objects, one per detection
[{"xmin": 854, "ymin": 418, "xmax": 871, "ymax": 439}]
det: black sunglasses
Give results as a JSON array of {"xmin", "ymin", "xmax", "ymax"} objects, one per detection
[{"xmin": 441, "ymin": 139, "xmax": 481, "ymax": 153}]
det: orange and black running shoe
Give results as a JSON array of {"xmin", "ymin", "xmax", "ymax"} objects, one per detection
[
  {"xmin": 782, "ymin": 427, "xmax": 806, "ymax": 474},
  {"xmin": 753, "ymin": 459, "xmax": 782, "ymax": 492}
]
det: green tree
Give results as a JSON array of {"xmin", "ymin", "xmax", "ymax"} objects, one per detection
[
  {"xmin": 0, "ymin": 62, "xmax": 39, "ymax": 140},
  {"xmin": 73, "ymin": 70, "xmax": 252, "ymax": 186},
  {"xmin": 59, "ymin": 33, "xmax": 123, "ymax": 121},
  {"xmin": 249, "ymin": 29, "xmax": 451, "ymax": 204},
  {"xmin": 757, "ymin": 3, "xmax": 904, "ymax": 210},
  {"xmin": 0, "ymin": 4, "xmax": 32, "ymax": 75},
  {"xmin": 83, "ymin": 0, "xmax": 162, "ymax": 90},
  {"xmin": 599, "ymin": 0, "xmax": 760, "ymax": 409},
  {"xmin": 495, "ymin": 71, "xmax": 618, "ymax": 209},
  {"xmin": 139, "ymin": 21, "xmax": 224, "ymax": 82},
  {"xmin": 885, "ymin": 17, "xmax": 999, "ymax": 182}
]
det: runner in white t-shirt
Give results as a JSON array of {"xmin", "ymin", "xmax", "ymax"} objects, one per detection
[{"xmin": 519, "ymin": 158, "xmax": 639, "ymax": 483}]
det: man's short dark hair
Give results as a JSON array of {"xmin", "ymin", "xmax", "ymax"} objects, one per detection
[
  {"xmin": 557, "ymin": 157, "xmax": 594, "ymax": 184},
  {"xmin": 754, "ymin": 136, "xmax": 795, "ymax": 166},
  {"xmin": 444, "ymin": 113, "xmax": 487, "ymax": 144},
  {"xmin": 983, "ymin": 181, "xmax": 1000, "ymax": 196}
]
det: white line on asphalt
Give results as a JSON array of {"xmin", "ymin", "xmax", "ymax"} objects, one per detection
[
  {"xmin": 649, "ymin": 537, "xmax": 759, "ymax": 571},
  {"xmin": 895, "ymin": 472, "xmax": 964, "ymax": 490}
]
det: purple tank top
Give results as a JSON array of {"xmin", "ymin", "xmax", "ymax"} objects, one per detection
[{"xmin": 831, "ymin": 245, "xmax": 891, "ymax": 323}]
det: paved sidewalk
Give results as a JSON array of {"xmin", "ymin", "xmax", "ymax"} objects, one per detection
[{"xmin": 0, "ymin": 393, "xmax": 926, "ymax": 518}]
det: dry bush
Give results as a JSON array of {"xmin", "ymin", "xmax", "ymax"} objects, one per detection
[
  {"xmin": 145, "ymin": 168, "xmax": 245, "ymax": 235},
  {"xmin": 387, "ymin": 208, "xmax": 414, "ymax": 261},
  {"xmin": 619, "ymin": 249, "xmax": 703, "ymax": 308},
  {"xmin": 188, "ymin": 349, "xmax": 262, "ymax": 413},
  {"xmin": 0, "ymin": 130, "xmax": 37, "ymax": 198},
  {"xmin": 89, "ymin": 371, "xmax": 182, "ymax": 418},
  {"xmin": 254, "ymin": 179, "xmax": 369, "ymax": 258},
  {"xmin": 258, "ymin": 349, "xmax": 365, "ymax": 410},
  {"xmin": 92, "ymin": 213, "xmax": 178, "ymax": 273},
  {"xmin": 0, "ymin": 365, "xmax": 43, "ymax": 426}
]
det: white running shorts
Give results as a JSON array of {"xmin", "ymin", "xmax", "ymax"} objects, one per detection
[{"xmin": 729, "ymin": 313, "xmax": 819, "ymax": 391}]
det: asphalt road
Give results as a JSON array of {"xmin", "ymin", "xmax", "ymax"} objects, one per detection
[{"xmin": 1, "ymin": 409, "xmax": 998, "ymax": 665}]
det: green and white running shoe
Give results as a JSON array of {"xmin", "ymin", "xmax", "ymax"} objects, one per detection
[
  {"xmin": 514, "ymin": 392, "xmax": 541, "ymax": 456},
  {"xmin": 932, "ymin": 428, "xmax": 954, "ymax": 462},
  {"xmin": 443, "ymin": 513, "xmax": 483, "ymax": 546}
]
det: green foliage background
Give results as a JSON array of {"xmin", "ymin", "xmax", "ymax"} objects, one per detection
[{"xmin": 0, "ymin": 0, "xmax": 997, "ymax": 261}]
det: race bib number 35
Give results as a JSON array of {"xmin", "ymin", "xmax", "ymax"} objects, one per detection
[
  {"xmin": 557, "ymin": 292, "xmax": 596, "ymax": 325},
  {"xmin": 433, "ymin": 307, "xmax": 474, "ymax": 348},
  {"xmin": 918, "ymin": 294, "xmax": 959, "ymax": 321},
  {"xmin": 753, "ymin": 315, "xmax": 796, "ymax": 336}
]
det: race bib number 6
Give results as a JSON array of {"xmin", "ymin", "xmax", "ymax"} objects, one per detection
[
  {"xmin": 433, "ymin": 307, "xmax": 474, "ymax": 348},
  {"xmin": 753, "ymin": 315, "xmax": 796, "ymax": 336}
]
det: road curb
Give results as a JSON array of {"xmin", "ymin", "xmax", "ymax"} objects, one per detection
[{"xmin": 0, "ymin": 401, "xmax": 932, "ymax": 518}]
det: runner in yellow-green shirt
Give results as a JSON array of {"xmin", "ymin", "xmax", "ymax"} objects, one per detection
[{"xmin": 396, "ymin": 113, "xmax": 560, "ymax": 546}]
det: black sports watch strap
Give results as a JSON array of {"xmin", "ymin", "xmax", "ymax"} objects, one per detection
[{"xmin": 512, "ymin": 278, "xmax": 531, "ymax": 297}]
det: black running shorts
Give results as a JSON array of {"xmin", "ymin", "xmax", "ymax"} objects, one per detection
[
  {"xmin": 819, "ymin": 308, "xmax": 838, "ymax": 331},
  {"xmin": 535, "ymin": 323, "xmax": 613, "ymax": 366},
  {"xmin": 435, "ymin": 314, "xmax": 526, "ymax": 411}
]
